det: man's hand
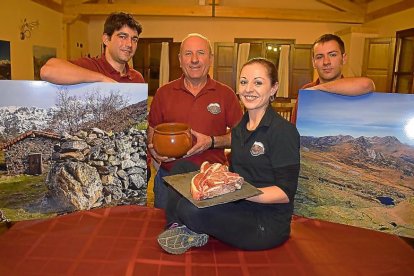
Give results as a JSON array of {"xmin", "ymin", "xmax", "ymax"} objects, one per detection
[
  {"xmin": 147, "ymin": 143, "xmax": 176, "ymax": 163},
  {"xmin": 184, "ymin": 129, "xmax": 212, "ymax": 157}
]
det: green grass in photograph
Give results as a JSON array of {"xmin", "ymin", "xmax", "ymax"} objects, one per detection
[
  {"xmin": 134, "ymin": 120, "xmax": 148, "ymax": 131},
  {"xmin": 0, "ymin": 174, "xmax": 51, "ymax": 221}
]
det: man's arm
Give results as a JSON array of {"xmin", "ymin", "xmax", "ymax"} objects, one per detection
[
  {"xmin": 210, "ymin": 132, "xmax": 231, "ymax": 148},
  {"xmin": 40, "ymin": 58, "xmax": 116, "ymax": 84},
  {"xmin": 307, "ymin": 77, "xmax": 375, "ymax": 95},
  {"xmin": 185, "ymin": 130, "xmax": 231, "ymax": 157}
]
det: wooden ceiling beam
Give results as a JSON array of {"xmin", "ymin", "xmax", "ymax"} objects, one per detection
[
  {"xmin": 351, "ymin": 0, "xmax": 369, "ymax": 4},
  {"xmin": 30, "ymin": 1, "xmax": 413, "ymax": 24},
  {"xmin": 63, "ymin": 3, "xmax": 364, "ymax": 23},
  {"xmin": 31, "ymin": 0, "xmax": 64, "ymax": 13},
  {"xmin": 316, "ymin": 0, "xmax": 365, "ymax": 14},
  {"xmin": 214, "ymin": 6, "xmax": 364, "ymax": 23},
  {"xmin": 63, "ymin": 0, "xmax": 96, "ymax": 5},
  {"xmin": 64, "ymin": 4, "xmax": 212, "ymax": 17},
  {"xmin": 366, "ymin": 0, "xmax": 414, "ymax": 21},
  {"xmin": 366, "ymin": 0, "xmax": 403, "ymax": 13}
]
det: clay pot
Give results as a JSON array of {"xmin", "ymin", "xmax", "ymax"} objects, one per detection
[{"xmin": 153, "ymin": 123, "xmax": 192, "ymax": 158}]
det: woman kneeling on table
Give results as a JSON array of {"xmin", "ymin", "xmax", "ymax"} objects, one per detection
[{"xmin": 158, "ymin": 57, "xmax": 300, "ymax": 254}]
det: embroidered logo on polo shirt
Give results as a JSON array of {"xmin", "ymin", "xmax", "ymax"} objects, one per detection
[
  {"xmin": 250, "ymin": 141, "xmax": 265, "ymax": 156},
  {"xmin": 207, "ymin": 103, "xmax": 221, "ymax": 114}
]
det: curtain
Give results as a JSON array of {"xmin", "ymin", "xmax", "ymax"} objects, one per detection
[
  {"xmin": 277, "ymin": 45, "xmax": 290, "ymax": 98},
  {"xmin": 159, "ymin": 42, "xmax": 169, "ymax": 87},
  {"xmin": 236, "ymin": 43, "xmax": 250, "ymax": 93}
]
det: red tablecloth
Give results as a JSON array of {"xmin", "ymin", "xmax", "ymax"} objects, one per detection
[{"xmin": 0, "ymin": 205, "xmax": 413, "ymax": 275}]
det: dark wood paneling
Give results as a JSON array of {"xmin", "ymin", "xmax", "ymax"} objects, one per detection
[
  {"xmin": 290, "ymin": 44, "xmax": 313, "ymax": 99},
  {"xmin": 213, "ymin": 42, "xmax": 237, "ymax": 91}
]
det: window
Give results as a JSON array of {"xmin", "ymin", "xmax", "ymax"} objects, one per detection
[
  {"xmin": 213, "ymin": 39, "xmax": 313, "ymax": 99},
  {"xmin": 234, "ymin": 38, "xmax": 294, "ymax": 67}
]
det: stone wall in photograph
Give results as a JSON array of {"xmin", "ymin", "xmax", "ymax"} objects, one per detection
[{"xmin": 46, "ymin": 127, "xmax": 147, "ymax": 211}]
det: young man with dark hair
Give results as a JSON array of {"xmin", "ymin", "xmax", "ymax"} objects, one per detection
[
  {"xmin": 40, "ymin": 12, "xmax": 144, "ymax": 84},
  {"xmin": 291, "ymin": 33, "xmax": 375, "ymax": 123}
]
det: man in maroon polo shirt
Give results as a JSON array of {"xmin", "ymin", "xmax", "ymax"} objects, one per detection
[
  {"xmin": 291, "ymin": 34, "xmax": 375, "ymax": 124},
  {"xmin": 147, "ymin": 33, "xmax": 243, "ymax": 209},
  {"xmin": 40, "ymin": 12, "xmax": 144, "ymax": 84}
]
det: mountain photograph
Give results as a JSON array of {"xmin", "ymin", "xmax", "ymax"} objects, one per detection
[{"xmin": 296, "ymin": 90, "xmax": 414, "ymax": 238}]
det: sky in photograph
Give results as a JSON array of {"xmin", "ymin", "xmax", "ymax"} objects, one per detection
[
  {"xmin": 296, "ymin": 90, "xmax": 414, "ymax": 146},
  {"xmin": 0, "ymin": 80, "xmax": 148, "ymax": 109}
]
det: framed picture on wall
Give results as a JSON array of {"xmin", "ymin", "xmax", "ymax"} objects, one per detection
[
  {"xmin": 33, "ymin": 45, "xmax": 56, "ymax": 80},
  {"xmin": 0, "ymin": 40, "xmax": 11, "ymax": 80}
]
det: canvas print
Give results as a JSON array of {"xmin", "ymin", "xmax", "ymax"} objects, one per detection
[
  {"xmin": 295, "ymin": 90, "xmax": 414, "ymax": 238},
  {"xmin": 0, "ymin": 40, "xmax": 11, "ymax": 80},
  {"xmin": 0, "ymin": 80, "xmax": 148, "ymax": 222},
  {"xmin": 33, "ymin": 45, "xmax": 56, "ymax": 80}
]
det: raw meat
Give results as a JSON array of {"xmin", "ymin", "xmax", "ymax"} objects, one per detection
[{"xmin": 191, "ymin": 161, "xmax": 244, "ymax": 200}]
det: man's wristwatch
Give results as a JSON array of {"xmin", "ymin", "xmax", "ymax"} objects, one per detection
[{"xmin": 209, "ymin": 136, "xmax": 215, "ymax": 149}]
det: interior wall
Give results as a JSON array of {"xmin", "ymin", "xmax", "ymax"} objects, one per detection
[
  {"xmin": 85, "ymin": 16, "xmax": 352, "ymax": 58},
  {"xmin": 83, "ymin": 13, "xmax": 411, "ymax": 81},
  {"xmin": 0, "ymin": 0, "xmax": 63, "ymax": 80},
  {"xmin": 2, "ymin": 2, "xmax": 413, "ymax": 81},
  {"xmin": 362, "ymin": 7, "xmax": 414, "ymax": 37},
  {"xmin": 68, "ymin": 20, "xmax": 90, "ymax": 60},
  {"xmin": 337, "ymin": 28, "xmax": 378, "ymax": 77}
]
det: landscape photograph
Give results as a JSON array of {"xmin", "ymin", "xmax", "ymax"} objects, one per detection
[
  {"xmin": 295, "ymin": 90, "xmax": 414, "ymax": 238},
  {"xmin": 0, "ymin": 80, "xmax": 148, "ymax": 222},
  {"xmin": 0, "ymin": 40, "xmax": 11, "ymax": 80}
]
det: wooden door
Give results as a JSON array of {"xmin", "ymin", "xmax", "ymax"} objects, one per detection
[
  {"xmin": 28, "ymin": 153, "xmax": 42, "ymax": 175},
  {"xmin": 169, "ymin": 42, "xmax": 182, "ymax": 81},
  {"xmin": 133, "ymin": 38, "xmax": 173, "ymax": 96},
  {"xmin": 290, "ymin": 44, "xmax": 313, "ymax": 99},
  {"xmin": 392, "ymin": 28, "xmax": 414, "ymax": 94},
  {"xmin": 213, "ymin": 42, "xmax": 237, "ymax": 91},
  {"xmin": 362, "ymin": 38, "xmax": 396, "ymax": 92}
]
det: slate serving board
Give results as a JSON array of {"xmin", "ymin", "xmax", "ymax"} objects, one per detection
[{"xmin": 163, "ymin": 171, "xmax": 262, "ymax": 208}]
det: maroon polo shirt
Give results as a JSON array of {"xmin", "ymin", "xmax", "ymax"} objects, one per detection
[
  {"xmin": 71, "ymin": 55, "xmax": 145, "ymax": 83},
  {"xmin": 149, "ymin": 75, "xmax": 243, "ymax": 171}
]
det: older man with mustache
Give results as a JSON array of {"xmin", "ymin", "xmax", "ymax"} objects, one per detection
[{"xmin": 147, "ymin": 33, "xmax": 243, "ymax": 209}]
